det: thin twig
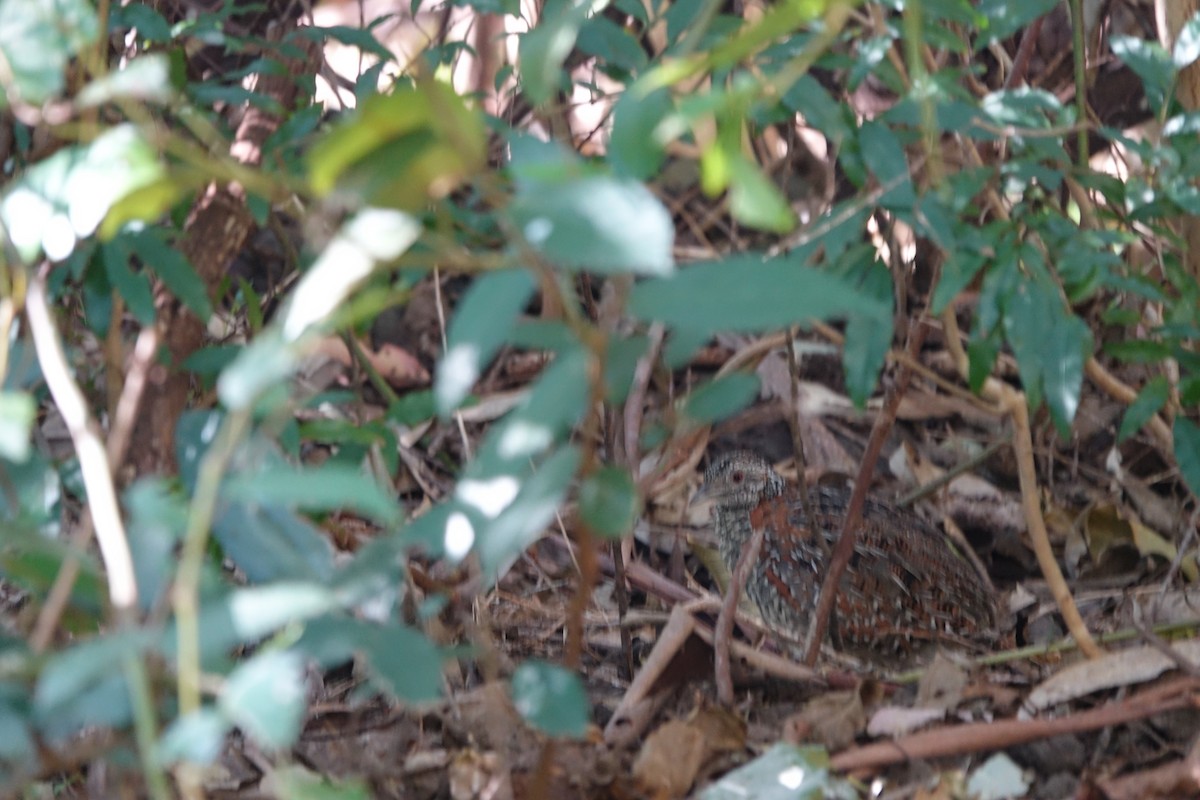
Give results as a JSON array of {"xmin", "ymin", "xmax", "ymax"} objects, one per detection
[
  {"xmin": 26, "ymin": 267, "xmax": 138, "ymax": 615},
  {"xmin": 714, "ymin": 524, "xmax": 765, "ymax": 705},
  {"xmin": 802, "ymin": 321, "xmax": 927, "ymax": 665}
]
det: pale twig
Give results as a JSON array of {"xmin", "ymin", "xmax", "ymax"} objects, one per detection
[
  {"xmin": 26, "ymin": 268, "xmax": 138, "ymax": 615},
  {"xmin": 714, "ymin": 523, "xmax": 764, "ymax": 705}
]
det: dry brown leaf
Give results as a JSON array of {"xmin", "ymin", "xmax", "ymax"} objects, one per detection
[
  {"xmin": 631, "ymin": 720, "xmax": 707, "ymax": 798},
  {"xmin": 915, "ymin": 652, "xmax": 969, "ymax": 710},
  {"xmin": 865, "ymin": 705, "xmax": 946, "ymax": 738},
  {"xmin": 1023, "ymin": 639, "xmax": 1200, "ymax": 717},
  {"xmin": 782, "ymin": 688, "xmax": 867, "ymax": 751}
]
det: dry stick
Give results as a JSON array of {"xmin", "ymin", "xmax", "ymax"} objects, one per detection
[
  {"xmin": 1003, "ymin": 14, "xmax": 1044, "ymax": 89},
  {"xmin": 802, "ymin": 322, "xmax": 928, "ymax": 665},
  {"xmin": 714, "ymin": 523, "xmax": 765, "ymax": 705},
  {"xmin": 783, "ymin": 327, "xmax": 814, "ymax": 519},
  {"xmin": 831, "ymin": 676, "xmax": 1198, "ymax": 772},
  {"xmin": 604, "ymin": 604, "xmax": 698, "ymax": 746},
  {"xmin": 616, "ymin": 323, "xmax": 665, "ymax": 682},
  {"xmin": 941, "ymin": 309, "xmax": 1102, "ymax": 658},
  {"xmin": 25, "ymin": 269, "xmax": 138, "ymax": 618},
  {"xmin": 30, "ymin": 325, "xmax": 159, "ymax": 653}
]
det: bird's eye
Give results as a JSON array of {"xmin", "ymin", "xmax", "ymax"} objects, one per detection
[{"xmin": 730, "ymin": 470, "xmax": 744, "ymax": 484}]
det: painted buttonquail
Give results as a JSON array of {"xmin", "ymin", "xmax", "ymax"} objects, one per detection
[{"xmin": 697, "ymin": 451, "xmax": 997, "ymax": 659}]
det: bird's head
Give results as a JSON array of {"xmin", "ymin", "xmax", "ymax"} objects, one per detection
[{"xmin": 694, "ymin": 451, "xmax": 786, "ymax": 510}]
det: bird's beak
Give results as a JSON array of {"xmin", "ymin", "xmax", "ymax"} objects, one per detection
[{"xmin": 691, "ymin": 479, "xmax": 714, "ymax": 506}]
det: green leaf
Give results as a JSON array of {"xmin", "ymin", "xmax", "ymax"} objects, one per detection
[
  {"xmin": 727, "ymin": 153, "xmax": 795, "ymax": 232},
  {"xmin": 125, "ymin": 478, "xmax": 187, "ymax": 612},
  {"xmin": 297, "ymin": 617, "xmax": 443, "ymax": 703},
  {"xmin": 220, "ymin": 651, "xmax": 306, "ymax": 749},
  {"xmin": 517, "ymin": 0, "xmax": 591, "ymax": 106},
  {"xmin": 510, "ymin": 661, "xmax": 588, "ymax": 737},
  {"xmin": 34, "ymin": 630, "xmax": 152, "ymax": 720},
  {"xmin": 225, "ymin": 464, "xmax": 401, "ymax": 527},
  {"xmin": 1003, "ymin": 285, "xmax": 1091, "ymax": 437},
  {"xmin": 1, "ymin": 124, "xmax": 163, "ymax": 262},
  {"xmin": 610, "ymin": 87, "xmax": 673, "ymax": 178},
  {"xmin": 859, "ymin": 120, "xmax": 915, "ymax": 209},
  {"xmin": 0, "ymin": 0, "xmax": 99, "ymax": 106},
  {"xmin": 78, "ymin": 53, "xmax": 172, "ymax": 106},
  {"xmin": 0, "ymin": 390, "xmax": 35, "ymax": 461},
  {"xmin": 216, "ymin": 331, "xmax": 301, "ymax": 411},
  {"xmin": 127, "ymin": 229, "xmax": 213, "ymax": 320},
  {"xmin": 1173, "ymin": 12, "xmax": 1200, "ymax": 68},
  {"xmin": 510, "ymin": 174, "xmax": 675, "ymax": 276},
  {"xmin": 680, "ymin": 373, "xmax": 760, "ymax": 424},
  {"xmin": 578, "ymin": 467, "xmax": 640, "ymax": 539},
  {"xmin": 577, "ymin": 15, "xmax": 647, "ymax": 73},
  {"xmin": 1117, "ymin": 376, "xmax": 1170, "ymax": 443},
  {"xmin": 192, "ymin": 584, "xmax": 341, "ymax": 655},
  {"xmin": 843, "ymin": 309, "xmax": 891, "ymax": 408},
  {"xmin": 436, "ymin": 270, "xmax": 536, "ymax": 414},
  {"xmin": 264, "ymin": 766, "xmax": 371, "ymax": 800},
  {"xmin": 697, "ymin": 743, "xmax": 856, "ymax": 800},
  {"xmin": 976, "ymin": 0, "xmax": 1057, "ymax": 44},
  {"xmin": 473, "ymin": 445, "xmax": 582, "ymax": 578},
  {"xmin": 102, "ymin": 238, "xmax": 155, "ymax": 324},
  {"xmin": 629, "ymin": 253, "xmax": 891, "ymax": 333},
  {"xmin": 211, "ymin": 504, "xmax": 332, "ymax": 583},
  {"xmin": 1175, "ymin": 418, "xmax": 1200, "ymax": 501},
  {"xmin": 1110, "ymin": 35, "xmax": 1172, "ymax": 112},
  {"xmin": 306, "ymin": 81, "xmax": 484, "ymax": 208},
  {"xmin": 280, "ymin": 208, "xmax": 421, "ymax": 342},
  {"xmin": 157, "ymin": 709, "xmax": 230, "ymax": 765}
]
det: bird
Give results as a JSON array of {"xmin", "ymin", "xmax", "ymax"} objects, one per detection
[{"xmin": 696, "ymin": 451, "xmax": 997, "ymax": 660}]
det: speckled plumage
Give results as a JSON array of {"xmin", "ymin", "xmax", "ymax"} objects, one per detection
[{"xmin": 699, "ymin": 451, "xmax": 996, "ymax": 657}]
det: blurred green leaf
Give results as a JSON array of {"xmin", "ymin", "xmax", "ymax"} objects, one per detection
[
  {"xmin": 578, "ymin": 15, "xmax": 647, "ymax": 74},
  {"xmin": 126, "ymin": 229, "xmax": 214, "ymax": 320},
  {"xmin": 1003, "ymin": 283, "xmax": 1091, "ymax": 436},
  {"xmin": 681, "ymin": 373, "xmax": 760, "ymax": 424},
  {"xmin": 0, "ymin": 391, "xmax": 34, "ymax": 462},
  {"xmin": 1117, "ymin": 376, "xmax": 1169, "ymax": 443},
  {"xmin": 1, "ymin": 125, "xmax": 163, "ymax": 262},
  {"xmin": 0, "ymin": 0, "xmax": 98, "ymax": 106},
  {"xmin": 630, "ymin": 253, "xmax": 890, "ymax": 333},
  {"xmin": 102, "ymin": 238, "xmax": 155, "ymax": 324},
  {"xmin": 859, "ymin": 120, "xmax": 914, "ymax": 209},
  {"xmin": 511, "ymin": 661, "xmax": 588, "ymax": 737},
  {"xmin": 157, "ymin": 709, "xmax": 229, "ymax": 765},
  {"xmin": 265, "ymin": 766, "xmax": 371, "ymax": 800},
  {"xmin": 727, "ymin": 153, "xmax": 795, "ymax": 232},
  {"xmin": 437, "ymin": 269, "xmax": 536, "ymax": 414},
  {"xmin": 697, "ymin": 743, "xmax": 856, "ymax": 800},
  {"xmin": 216, "ymin": 331, "xmax": 300, "ymax": 411},
  {"xmin": 220, "ymin": 651, "xmax": 306, "ymax": 749},
  {"xmin": 1173, "ymin": 12, "xmax": 1200, "ymax": 68},
  {"xmin": 518, "ymin": 0, "xmax": 591, "ymax": 106},
  {"xmin": 278, "ymin": 208, "xmax": 421, "ymax": 343},
  {"xmin": 474, "ymin": 445, "xmax": 581, "ymax": 578},
  {"xmin": 125, "ymin": 478, "xmax": 187, "ymax": 613},
  {"xmin": 212, "ymin": 503, "xmax": 337, "ymax": 583},
  {"xmin": 610, "ymin": 87, "xmax": 673, "ymax": 178},
  {"xmin": 1175, "ymin": 418, "xmax": 1200, "ymax": 501},
  {"xmin": 34, "ymin": 630, "xmax": 151, "ymax": 722},
  {"xmin": 78, "ymin": 53, "xmax": 172, "ymax": 106},
  {"xmin": 297, "ymin": 617, "xmax": 443, "ymax": 702},
  {"xmin": 976, "ymin": 0, "xmax": 1056, "ymax": 45},
  {"xmin": 1110, "ymin": 35, "xmax": 1171, "ymax": 112},
  {"xmin": 225, "ymin": 464, "xmax": 401, "ymax": 527},
  {"xmin": 579, "ymin": 467, "xmax": 640, "ymax": 539},
  {"xmin": 510, "ymin": 174, "xmax": 675, "ymax": 276},
  {"xmin": 306, "ymin": 82, "xmax": 484, "ymax": 208}
]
